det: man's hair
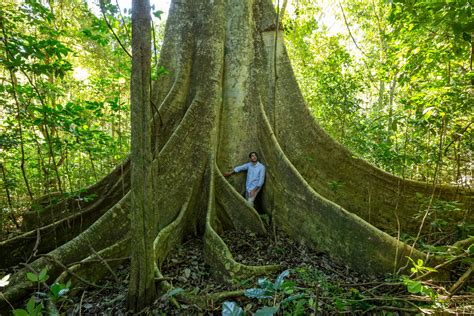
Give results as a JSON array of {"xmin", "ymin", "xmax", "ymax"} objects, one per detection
[{"xmin": 249, "ymin": 151, "xmax": 258, "ymax": 159}]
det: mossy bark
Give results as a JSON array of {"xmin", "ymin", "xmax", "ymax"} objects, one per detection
[
  {"xmin": 127, "ymin": 0, "xmax": 156, "ymax": 310},
  {"xmin": 1, "ymin": 0, "xmax": 472, "ymax": 310}
]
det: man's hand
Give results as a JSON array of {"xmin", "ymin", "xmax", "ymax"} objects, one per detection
[{"xmin": 223, "ymin": 171, "xmax": 233, "ymax": 177}]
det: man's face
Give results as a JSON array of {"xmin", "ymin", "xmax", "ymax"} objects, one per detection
[{"xmin": 250, "ymin": 153, "xmax": 258, "ymax": 163}]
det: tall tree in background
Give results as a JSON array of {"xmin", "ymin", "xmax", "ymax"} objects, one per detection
[
  {"xmin": 1, "ymin": 0, "xmax": 471, "ymax": 309},
  {"xmin": 127, "ymin": 0, "xmax": 155, "ymax": 310}
]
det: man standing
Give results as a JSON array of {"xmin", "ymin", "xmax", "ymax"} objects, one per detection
[{"xmin": 224, "ymin": 152, "xmax": 265, "ymax": 206}]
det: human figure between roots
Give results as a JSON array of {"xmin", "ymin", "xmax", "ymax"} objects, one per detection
[{"xmin": 224, "ymin": 152, "xmax": 266, "ymax": 207}]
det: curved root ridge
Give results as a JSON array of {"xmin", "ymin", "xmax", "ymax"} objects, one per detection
[
  {"xmin": 1, "ymin": 193, "xmax": 131, "ymax": 308},
  {"xmin": 257, "ymin": 99, "xmax": 424, "ymax": 276},
  {"xmin": 204, "ymin": 162, "xmax": 280, "ymax": 281},
  {"xmin": 215, "ymin": 162, "xmax": 266, "ymax": 235}
]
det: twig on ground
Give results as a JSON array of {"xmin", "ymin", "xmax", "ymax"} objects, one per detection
[
  {"xmin": 40, "ymin": 254, "xmax": 103, "ymax": 289},
  {"xmin": 26, "ymin": 229, "xmax": 41, "ymax": 263},
  {"xmin": 415, "ymin": 253, "xmax": 470, "ymax": 280},
  {"xmin": 79, "ymin": 290, "xmax": 85, "ymax": 316},
  {"xmin": 69, "ymin": 256, "xmax": 130, "ymax": 267},
  {"xmin": 448, "ymin": 264, "xmax": 473, "ymax": 297},
  {"xmin": 87, "ymin": 242, "xmax": 120, "ymax": 284},
  {"xmin": 0, "ymin": 292, "xmax": 15, "ymax": 310}
]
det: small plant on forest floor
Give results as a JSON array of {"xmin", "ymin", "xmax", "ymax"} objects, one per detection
[
  {"xmin": 294, "ymin": 266, "xmax": 375, "ymax": 313},
  {"xmin": 11, "ymin": 268, "xmax": 71, "ymax": 316},
  {"xmin": 400, "ymin": 257, "xmax": 443, "ymax": 309},
  {"xmin": 413, "ymin": 195, "xmax": 469, "ymax": 241},
  {"xmin": 222, "ymin": 269, "xmax": 308, "ymax": 315}
]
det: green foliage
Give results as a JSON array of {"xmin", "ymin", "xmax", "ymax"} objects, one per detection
[
  {"xmin": 285, "ymin": 0, "xmax": 473, "ymax": 184},
  {"xmin": 162, "ymin": 287, "xmax": 184, "ymax": 299},
  {"xmin": 412, "ymin": 195, "xmax": 472, "ymax": 241},
  {"xmin": 13, "ymin": 268, "xmax": 71, "ymax": 315},
  {"xmin": 12, "ymin": 297, "xmax": 43, "ymax": 316},
  {"xmin": 224, "ymin": 270, "xmax": 309, "ymax": 315},
  {"xmin": 0, "ymin": 0, "xmax": 168, "ymax": 227},
  {"xmin": 222, "ymin": 301, "xmax": 244, "ymax": 316},
  {"xmin": 328, "ymin": 180, "xmax": 344, "ymax": 195},
  {"xmin": 244, "ymin": 269, "xmax": 308, "ymax": 315},
  {"xmin": 0, "ymin": 0, "xmax": 163, "ymax": 228},
  {"xmin": 400, "ymin": 257, "xmax": 440, "ymax": 306},
  {"xmin": 407, "ymin": 257, "xmax": 437, "ymax": 275},
  {"xmin": 402, "ymin": 277, "xmax": 437, "ymax": 299},
  {"xmin": 26, "ymin": 268, "xmax": 49, "ymax": 283},
  {"xmin": 49, "ymin": 281, "xmax": 71, "ymax": 301}
]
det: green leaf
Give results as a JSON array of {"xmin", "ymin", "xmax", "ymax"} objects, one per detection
[
  {"xmin": 334, "ymin": 298, "xmax": 346, "ymax": 311},
  {"xmin": 26, "ymin": 297, "xmax": 36, "ymax": 314},
  {"xmin": 221, "ymin": 301, "xmax": 244, "ymax": 316},
  {"xmin": 257, "ymin": 278, "xmax": 274, "ymax": 291},
  {"xmin": 405, "ymin": 279, "xmax": 422, "ymax": 294},
  {"xmin": 274, "ymin": 269, "xmax": 290, "ymax": 290},
  {"xmin": 281, "ymin": 280, "xmax": 297, "ymax": 293},
  {"xmin": 244, "ymin": 288, "xmax": 272, "ymax": 299},
  {"xmin": 157, "ymin": 65, "xmax": 168, "ymax": 75},
  {"xmin": 12, "ymin": 309, "xmax": 29, "ymax": 316},
  {"xmin": 153, "ymin": 10, "xmax": 164, "ymax": 19},
  {"xmin": 26, "ymin": 272, "xmax": 38, "ymax": 282},
  {"xmin": 51, "ymin": 283, "xmax": 61, "ymax": 297},
  {"xmin": 50, "ymin": 282, "xmax": 68, "ymax": 299},
  {"xmin": 281, "ymin": 293, "xmax": 305, "ymax": 305},
  {"xmin": 165, "ymin": 287, "xmax": 184, "ymax": 298},
  {"xmin": 38, "ymin": 268, "xmax": 48, "ymax": 282},
  {"xmin": 254, "ymin": 306, "xmax": 278, "ymax": 316}
]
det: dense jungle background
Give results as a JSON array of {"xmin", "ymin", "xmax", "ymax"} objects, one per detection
[{"xmin": 0, "ymin": 0, "xmax": 472, "ymax": 314}]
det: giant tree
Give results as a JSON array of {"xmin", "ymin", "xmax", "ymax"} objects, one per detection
[{"xmin": 1, "ymin": 0, "xmax": 471, "ymax": 310}]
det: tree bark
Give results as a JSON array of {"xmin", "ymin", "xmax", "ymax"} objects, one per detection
[{"xmin": 127, "ymin": 0, "xmax": 156, "ymax": 311}]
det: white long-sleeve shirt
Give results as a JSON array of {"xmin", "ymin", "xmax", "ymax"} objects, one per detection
[{"xmin": 234, "ymin": 162, "xmax": 265, "ymax": 193}]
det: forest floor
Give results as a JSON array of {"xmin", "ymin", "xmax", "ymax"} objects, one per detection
[
  {"xmin": 37, "ymin": 230, "xmax": 469, "ymax": 315},
  {"xmin": 1, "ymin": 228, "xmax": 472, "ymax": 315}
]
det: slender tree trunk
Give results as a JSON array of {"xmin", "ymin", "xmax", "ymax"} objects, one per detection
[
  {"xmin": 0, "ymin": 163, "xmax": 20, "ymax": 229},
  {"xmin": 470, "ymin": 32, "xmax": 473, "ymax": 86},
  {"xmin": 127, "ymin": 0, "xmax": 155, "ymax": 311},
  {"xmin": 0, "ymin": 21, "xmax": 34, "ymax": 200}
]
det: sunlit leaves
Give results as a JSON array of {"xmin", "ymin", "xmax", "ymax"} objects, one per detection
[
  {"xmin": 285, "ymin": 0, "xmax": 472, "ymax": 182},
  {"xmin": 0, "ymin": 0, "xmax": 133, "ymax": 211}
]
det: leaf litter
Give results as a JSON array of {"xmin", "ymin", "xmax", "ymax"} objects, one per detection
[{"xmin": 65, "ymin": 229, "xmax": 473, "ymax": 314}]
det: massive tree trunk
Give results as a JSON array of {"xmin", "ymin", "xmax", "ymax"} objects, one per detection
[{"xmin": 1, "ymin": 0, "xmax": 471, "ymax": 310}]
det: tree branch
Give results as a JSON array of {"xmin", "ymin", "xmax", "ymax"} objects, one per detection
[{"xmin": 99, "ymin": 0, "xmax": 132, "ymax": 59}]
